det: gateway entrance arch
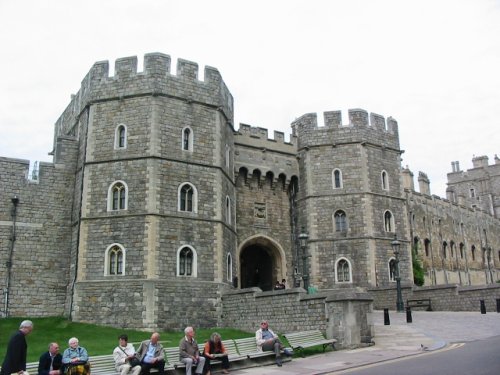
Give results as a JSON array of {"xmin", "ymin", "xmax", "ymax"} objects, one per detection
[{"xmin": 239, "ymin": 236, "xmax": 286, "ymax": 291}]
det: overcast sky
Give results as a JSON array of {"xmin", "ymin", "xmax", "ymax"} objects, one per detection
[{"xmin": 1, "ymin": 0, "xmax": 498, "ymax": 197}]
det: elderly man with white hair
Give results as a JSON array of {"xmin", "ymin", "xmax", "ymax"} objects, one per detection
[
  {"xmin": 0, "ymin": 320, "xmax": 33, "ymax": 375},
  {"xmin": 179, "ymin": 326, "xmax": 205, "ymax": 375}
]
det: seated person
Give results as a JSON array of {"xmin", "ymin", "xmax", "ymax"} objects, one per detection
[
  {"xmin": 255, "ymin": 320, "xmax": 292, "ymax": 367},
  {"xmin": 136, "ymin": 332, "xmax": 166, "ymax": 375},
  {"xmin": 202, "ymin": 332, "xmax": 229, "ymax": 375},
  {"xmin": 113, "ymin": 334, "xmax": 141, "ymax": 375},
  {"xmin": 61, "ymin": 337, "xmax": 90, "ymax": 375},
  {"xmin": 38, "ymin": 342, "xmax": 62, "ymax": 375},
  {"xmin": 179, "ymin": 326, "xmax": 205, "ymax": 375}
]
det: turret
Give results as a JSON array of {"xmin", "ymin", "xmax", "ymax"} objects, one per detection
[{"xmin": 418, "ymin": 172, "xmax": 431, "ymax": 196}]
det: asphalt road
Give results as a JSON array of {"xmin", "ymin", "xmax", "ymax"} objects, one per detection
[{"xmin": 332, "ymin": 335, "xmax": 500, "ymax": 375}]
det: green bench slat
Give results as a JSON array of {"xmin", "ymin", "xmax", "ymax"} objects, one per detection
[{"xmin": 283, "ymin": 330, "xmax": 336, "ymax": 356}]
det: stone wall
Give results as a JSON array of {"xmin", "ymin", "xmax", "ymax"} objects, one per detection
[
  {"xmin": 73, "ymin": 279, "xmax": 228, "ymax": 331},
  {"xmin": 369, "ymin": 284, "xmax": 500, "ymax": 312},
  {"xmin": 221, "ymin": 287, "xmax": 373, "ymax": 349},
  {"xmin": 0, "ymin": 136, "xmax": 78, "ymax": 317}
]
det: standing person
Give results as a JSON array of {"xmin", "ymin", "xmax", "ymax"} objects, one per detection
[
  {"xmin": 38, "ymin": 342, "xmax": 63, "ymax": 375},
  {"xmin": 136, "ymin": 332, "xmax": 166, "ymax": 375},
  {"xmin": 202, "ymin": 332, "xmax": 229, "ymax": 375},
  {"xmin": 0, "ymin": 320, "xmax": 33, "ymax": 375},
  {"xmin": 61, "ymin": 337, "xmax": 90, "ymax": 375},
  {"xmin": 179, "ymin": 326, "xmax": 205, "ymax": 375},
  {"xmin": 255, "ymin": 320, "xmax": 292, "ymax": 367},
  {"xmin": 113, "ymin": 334, "xmax": 141, "ymax": 375}
]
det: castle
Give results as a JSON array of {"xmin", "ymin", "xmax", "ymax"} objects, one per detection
[{"xmin": 1, "ymin": 53, "xmax": 499, "ymax": 329}]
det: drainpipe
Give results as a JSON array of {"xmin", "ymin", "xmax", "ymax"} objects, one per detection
[{"xmin": 4, "ymin": 195, "xmax": 19, "ymax": 317}]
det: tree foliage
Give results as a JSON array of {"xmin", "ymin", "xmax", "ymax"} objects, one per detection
[{"xmin": 412, "ymin": 242, "xmax": 425, "ymax": 286}]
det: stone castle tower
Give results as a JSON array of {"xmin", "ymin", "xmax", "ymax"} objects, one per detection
[
  {"xmin": 292, "ymin": 110, "xmax": 408, "ymax": 288},
  {"xmin": 1, "ymin": 53, "xmax": 498, "ymax": 329}
]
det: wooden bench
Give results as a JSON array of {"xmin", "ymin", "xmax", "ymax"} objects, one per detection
[
  {"xmin": 234, "ymin": 337, "xmax": 275, "ymax": 359},
  {"xmin": 7, "ymin": 338, "xmax": 276, "ymax": 375},
  {"xmin": 89, "ymin": 355, "xmax": 163, "ymax": 375},
  {"xmin": 233, "ymin": 337, "xmax": 292, "ymax": 359},
  {"xmin": 0, "ymin": 362, "xmax": 39, "ymax": 374},
  {"xmin": 283, "ymin": 330, "xmax": 336, "ymax": 357},
  {"xmin": 407, "ymin": 298, "xmax": 432, "ymax": 311},
  {"xmin": 165, "ymin": 339, "xmax": 246, "ymax": 371}
]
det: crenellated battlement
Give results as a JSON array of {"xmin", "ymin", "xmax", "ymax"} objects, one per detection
[
  {"xmin": 84, "ymin": 53, "xmax": 225, "ymax": 85},
  {"xmin": 55, "ymin": 52, "xmax": 233, "ymax": 138},
  {"xmin": 291, "ymin": 108, "xmax": 400, "ymax": 150},
  {"xmin": 292, "ymin": 108, "xmax": 398, "ymax": 133},
  {"xmin": 235, "ymin": 123, "xmax": 297, "ymax": 153}
]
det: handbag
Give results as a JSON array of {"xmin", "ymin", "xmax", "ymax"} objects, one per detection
[
  {"xmin": 62, "ymin": 361, "xmax": 89, "ymax": 375},
  {"xmin": 128, "ymin": 358, "xmax": 141, "ymax": 367}
]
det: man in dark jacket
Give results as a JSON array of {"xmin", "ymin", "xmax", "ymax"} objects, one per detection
[
  {"xmin": 38, "ymin": 342, "xmax": 63, "ymax": 375},
  {"xmin": 0, "ymin": 320, "xmax": 34, "ymax": 375}
]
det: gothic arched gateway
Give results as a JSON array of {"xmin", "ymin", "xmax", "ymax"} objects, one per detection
[{"xmin": 239, "ymin": 236, "xmax": 286, "ymax": 291}]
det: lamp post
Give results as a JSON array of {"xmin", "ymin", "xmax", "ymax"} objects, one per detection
[
  {"xmin": 4, "ymin": 195, "xmax": 19, "ymax": 317},
  {"xmin": 487, "ymin": 248, "xmax": 492, "ymax": 284},
  {"xmin": 391, "ymin": 234, "xmax": 404, "ymax": 312},
  {"xmin": 299, "ymin": 228, "xmax": 309, "ymax": 293}
]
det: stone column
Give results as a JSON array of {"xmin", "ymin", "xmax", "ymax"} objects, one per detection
[{"xmin": 325, "ymin": 290, "xmax": 374, "ymax": 349}]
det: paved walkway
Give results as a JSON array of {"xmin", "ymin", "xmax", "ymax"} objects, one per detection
[{"xmin": 230, "ymin": 310, "xmax": 500, "ymax": 375}]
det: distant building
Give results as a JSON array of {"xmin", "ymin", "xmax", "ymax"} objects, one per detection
[{"xmin": 0, "ymin": 53, "xmax": 498, "ymax": 329}]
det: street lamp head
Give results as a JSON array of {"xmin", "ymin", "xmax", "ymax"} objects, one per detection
[
  {"xmin": 298, "ymin": 228, "xmax": 309, "ymax": 248},
  {"xmin": 11, "ymin": 195, "xmax": 19, "ymax": 206},
  {"xmin": 391, "ymin": 234, "xmax": 400, "ymax": 257}
]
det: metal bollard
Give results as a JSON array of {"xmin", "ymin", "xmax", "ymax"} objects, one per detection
[
  {"xmin": 384, "ymin": 308, "xmax": 390, "ymax": 325},
  {"xmin": 496, "ymin": 299, "xmax": 500, "ymax": 313},
  {"xmin": 406, "ymin": 306, "xmax": 412, "ymax": 323},
  {"xmin": 480, "ymin": 299, "xmax": 486, "ymax": 314}
]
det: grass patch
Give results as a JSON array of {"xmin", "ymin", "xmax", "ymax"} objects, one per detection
[{"xmin": 0, "ymin": 317, "xmax": 252, "ymax": 363}]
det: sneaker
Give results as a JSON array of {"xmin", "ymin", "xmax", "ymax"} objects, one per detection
[{"xmin": 283, "ymin": 349, "xmax": 293, "ymax": 357}]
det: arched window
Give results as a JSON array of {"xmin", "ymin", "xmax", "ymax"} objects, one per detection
[
  {"xmin": 389, "ymin": 258, "xmax": 397, "ymax": 282},
  {"xmin": 105, "ymin": 244, "xmax": 125, "ymax": 276},
  {"xmin": 182, "ymin": 126, "xmax": 194, "ymax": 151},
  {"xmin": 381, "ymin": 170, "xmax": 389, "ymax": 190},
  {"xmin": 471, "ymin": 245, "xmax": 476, "ymax": 261},
  {"xmin": 107, "ymin": 181, "xmax": 128, "ymax": 211},
  {"xmin": 178, "ymin": 183, "xmax": 197, "ymax": 213},
  {"xmin": 442, "ymin": 242, "xmax": 447, "ymax": 259},
  {"xmin": 424, "ymin": 238, "xmax": 430, "ymax": 257},
  {"xmin": 459, "ymin": 243, "xmax": 464, "ymax": 259},
  {"xmin": 225, "ymin": 196, "xmax": 232, "ymax": 225},
  {"xmin": 335, "ymin": 258, "xmax": 352, "ymax": 283},
  {"xmin": 115, "ymin": 124, "xmax": 127, "ymax": 149},
  {"xmin": 384, "ymin": 210, "xmax": 395, "ymax": 232},
  {"xmin": 334, "ymin": 210, "xmax": 347, "ymax": 232},
  {"xmin": 332, "ymin": 169, "xmax": 343, "ymax": 189},
  {"xmin": 177, "ymin": 246, "xmax": 197, "ymax": 277},
  {"xmin": 469, "ymin": 188, "xmax": 476, "ymax": 198},
  {"xmin": 227, "ymin": 253, "xmax": 232, "ymax": 282}
]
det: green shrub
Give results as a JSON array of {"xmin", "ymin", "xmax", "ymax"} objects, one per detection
[{"xmin": 412, "ymin": 244, "xmax": 425, "ymax": 286}]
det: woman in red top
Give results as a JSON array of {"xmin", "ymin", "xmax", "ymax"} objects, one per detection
[{"xmin": 202, "ymin": 332, "xmax": 229, "ymax": 374}]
